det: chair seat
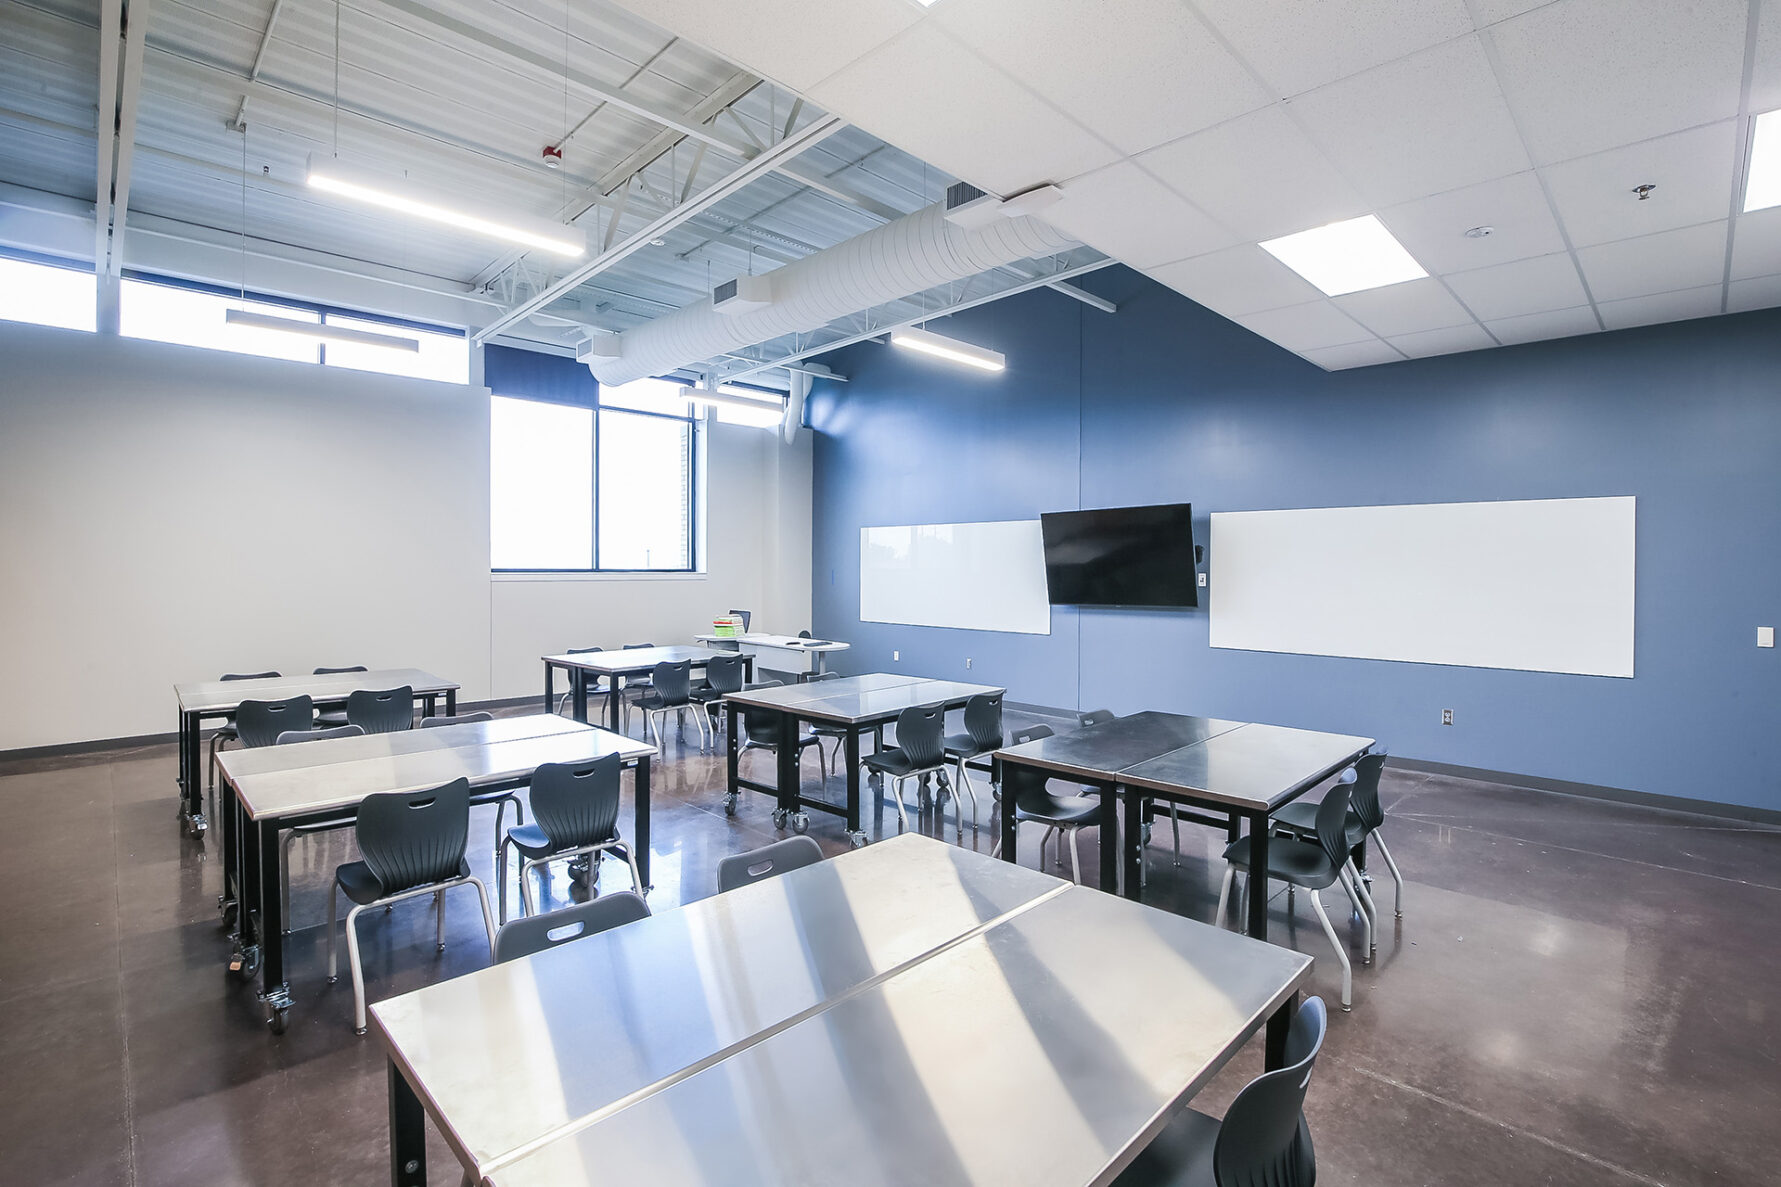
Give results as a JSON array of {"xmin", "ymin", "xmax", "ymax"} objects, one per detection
[
  {"xmin": 637, "ymin": 691, "xmax": 688, "ymax": 711},
  {"xmin": 315, "ymin": 709, "xmax": 349, "ymax": 727},
  {"xmin": 1014, "ymin": 794, "xmax": 1101, "ymax": 827},
  {"xmin": 505, "ymin": 822, "xmax": 623, "ymax": 860},
  {"xmin": 810, "ymin": 722, "xmax": 850, "ymax": 737},
  {"xmin": 862, "ymin": 748, "xmax": 942, "ymax": 778},
  {"xmin": 689, "ymin": 687, "xmax": 725, "ymax": 704},
  {"xmin": 742, "ymin": 736, "xmax": 822, "ymax": 755},
  {"xmin": 1110, "ymin": 1105, "xmax": 1220, "ymax": 1187},
  {"xmin": 1222, "ymin": 834, "xmax": 1340, "ymax": 890},
  {"xmin": 1273, "ymin": 799, "xmax": 1365, "ymax": 850},
  {"xmin": 335, "ymin": 856, "xmax": 470, "ymax": 906},
  {"xmin": 941, "ymin": 732, "xmax": 996, "ymax": 759}
]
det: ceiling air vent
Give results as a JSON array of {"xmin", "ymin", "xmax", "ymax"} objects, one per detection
[{"xmin": 713, "ymin": 274, "xmax": 773, "ymax": 315}]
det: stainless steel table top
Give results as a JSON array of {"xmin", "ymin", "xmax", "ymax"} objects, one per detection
[
  {"xmin": 721, "ymin": 673, "xmax": 925, "ymax": 709},
  {"xmin": 995, "ymin": 711, "xmax": 1247, "ymax": 782},
  {"xmin": 174, "ymin": 668, "xmax": 458, "ymax": 713},
  {"xmin": 218, "ymin": 714, "xmax": 587, "ymax": 780},
  {"xmin": 1119, "ymin": 722, "xmax": 1374, "ymax": 811},
  {"xmin": 727, "ymin": 675, "xmax": 1004, "ymax": 725},
  {"xmin": 487, "ymin": 884, "xmax": 1313, "ymax": 1187},
  {"xmin": 221, "ymin": 715, "xmax": 654, "ymax": 821},
  {"xmin": 543, "ymin": 646, "xmax": 726, "ymax": 675},
  {"xmin": 372, "ymin": 834, "xmax": 1067, "ymax": 1177},
  {"xmin": 695, "ymin": 632, "xmax": 851, "ymax": 652}
]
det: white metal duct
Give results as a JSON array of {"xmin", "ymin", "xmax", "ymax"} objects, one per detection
[{"xmin": 586, "ymin": 201, "xmax": 1077, "ymax": 386}]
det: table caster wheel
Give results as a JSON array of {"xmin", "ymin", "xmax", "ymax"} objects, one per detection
[
  {"xmin": 228, "ymin": 945, "xmax": 260, "ymax": 980},
  {"xmin": 848, "ymin": 831, "xmax": 868, "ymax": 849},
  {"xmin": 267, "ymin": 1006, "xmax": 289, "ymax": 1035},
  {"xmin": 724, "ymin": 793, "xmax": 739, "ymax": 817},
  {"xmin": 188, "ymin": 814, "xmax": 208, "ymax": 838},
  {"xmin": 792, "ymin": 812, "xmax": 810, "ymax": 834},
  {"xmin": 772, "ymin": 808, "xmax": 790, "ymax": 829},
  {"xmin": 1141, "ymin": 822, "xmax": 1153, "ymax": 847}
]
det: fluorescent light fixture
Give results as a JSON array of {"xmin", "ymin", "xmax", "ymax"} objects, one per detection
[
  {"xmin": 1744, "ymin": 109, "xmax": 1781, "ymax": 213},
  {"xmin": 1259, "ymin": 214, "xmax": 1427, "ymax": 296},
  {"xmin": 225, "ymin": 308, "xmax": 420, "ymax": 352},
  {"xmin": 305, "ymin": 154, "xmax": 587, "ymax": 258},
  {"xmin": 889, "ymin": 326, "xmax": 1006, "ymax": 372},
  {"xmin": 677, "ymin": 384, "xmax": 787, "ymax": 428}
]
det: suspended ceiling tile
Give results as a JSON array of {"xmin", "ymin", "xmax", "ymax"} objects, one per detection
[
  {"xmin": 1387, "ymin": 321, "xmax": 1497, "ymax": 358},
  {"xmin": 1236, "ymin": 300, "xmax": 1374, "ymax": 352},
  {"xmin": 1541, "ymin": 121, "xmax": 1738, "ymax": 248},
  {"xmin": 806, "ymin": 23, "xmax": 1118, "ymax": 197},
  {"xmin": 932, "ymin": 0, "xmax": 1270, "ymax": 156},
  {"xmin": 1291, "ymin": 36, "xmax": 1530, "ymax": 208},
  {"xmin": 1445, "ymin": 251, "xmax": 1591, "ymax": 320},
  {"xmin": 1576, "ymin": 220, "xmax": 1729, "ymax": 302},
  {"xmin": 1726, "ymin": 274, "xmax": 1781, "ymax": 313},
  {"xmin": 1752, "ymin": 0, "xmax": 1781, "ymax": 113},
  {"xmin": 1302, "ymin": 339, "xmax": 1406, "ymax": 370},
  {"xmin": 1730, "ymin": 206, "xmax": 1781, "ymax": 280},
  {"xmin": 1597, "ymin": 283, "xmax": 1725, "ymax": 329},
  {"xmin": 1138, "ymin": 106, "xmax": 1368, "ymax": 243},
  {"xmin": 1488, "ymin": 0, "xmax": 1749, "ymax": 164},
  {"xmin": 1466, "ymin": 0, "xmax": 1554, "ymax": 25},
  {"xmin": 1379, "ymin": 171, "xmax": 1567, "ymax": 274},
  {"xmin": 1147, "ymin": 244, "xmax": 1322, "ymax": 319},
  {"xmin": 1040, "ymin": 162, "xmax": 1235, "ymax": 269},
  {"xmin": 1191, "ymin": 0, "xmax": 1475, "ymax": 95},
  {"xmin": 1332, "ymin": 277, "xmax": 1474, "ymax": 336},
  {"xmin": 1485, "ymin": 304, "xmax": 1603, "ymax": 345}
]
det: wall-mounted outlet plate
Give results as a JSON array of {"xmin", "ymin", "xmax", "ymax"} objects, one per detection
[
  {"xmin": 1441, "ymin": 708, "xmax": 1453, "ymax": 726},
  {"xmin": 1759, "ymin": 626, "xmax": 1774, "ymax": 648},
  {"xmin": 1198, "ymin": 573, "xmax": 1208, "ymax": 587},
  {"xmin": 892, "ymin": 650, "xmax": 900, "ymax": 661},
  {"xmin": 965, "ymin": 658, "xmax": 973, "ymax": 669}
]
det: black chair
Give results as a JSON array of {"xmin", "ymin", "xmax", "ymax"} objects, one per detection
[
  {"xmin": 1079, "ymin": 708, "xmax": 1116, "ymax": 728},
  {"xmin": 717, "ymin": 836, "xmax": 824, "ymax": 893},
  {"xmin": 312, "ymin": 665, "xmax": 368, "ymax": 727},
  {"xmin": 420, "ymin": 711, "xmax": 494, "ymax": 728},
  {"xmin": 739, "ymin": 680, "xmax": 829, "ymax": 799},
  {"xmin": 272, "ymin": 723, "xmax": 367, "ymax": 931},
  {"xmin": 727, "ymin": 609, "xmax": 752, "ymax": 632},
  {"xmin": 862, "ymin": 703, "xmax": 948, "ymax": 834},
  {"xmin": 1218, "ymin": 786, "xmax": 1367, "ymax": 1010},
  {"xmin": 637, "ymin": 660, "xmax": 708, "ymax": 751},
  {"xmin": 419, "ymin": 711, "xmax": 524, "ymax": 853},
  {"xmin": 1114, "ymin": 996, "xmax": 1327, "ymax": 1187},
  {"xmin": 618, "ymin": 643, "xmax": 657, "ymax": 734},
  {"xmin": 346, "ymin": 686, "xmax": 414, "ymax": 734},
  {"xmin": 941, "ymin": 692, "xmax": 1004, "ymax": 832},
  {"xmin": 497, "ymin": 757, "xmax": 641, "ymax": 922},
  {"xmin": 493, "ymin": 893, "xmax": 651, "ymax": 964},
  {"xmin": 235, "ymin": 696, "xmax": 314, "ymax": 749},
  {"xmin": 327, "ymin": 778, "xmax": 496, "ymax": 1033},
  {"xmin": 556, "ymin": 646, "xmax": 612, "ymax": 722},
  {"xmin": 797, "ymin": 629, "xmax": 813, "ymax": 638},
  {"xmin": 1273, "ymin": 750, "xmax": 1401, "ymax": 920},
  {"xmin": 991, "ymin": 724, "xmax": 1102, "ymax": 883},
  {"xmin": 801, "ymin": 671, "xmax": 851, "ymax": 767},
  {"xmin": 206, "ymin": 671, "xmax": 281, "ymax": 825},
  {"xmin": 691, "ymin": 653, "xmax": 747, "ymax": 738}
]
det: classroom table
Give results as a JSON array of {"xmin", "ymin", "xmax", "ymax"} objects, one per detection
[
  {"xmin": 541, "ymin": 646, "xmax": 750, "ymax": 734},
  {"xmin": 692, "ymin": 631, "xmax": 850, "ymax": 677},
  {"xmin": 722, "ymin": 673, "xmax": 1003, "ymax": 845},
  {"xmin": 216, "ymin": 713, "xmax": 654, "ymax": 1035},
  {"xmin": 172, "ymin": 667, "xmax": 459, "ymax": 837},
  {"xmin": 373, "ymin": 834, "xmax": 1312, "ymax": 1187},
  {"xmin": 994, "ymin": 712, "xmax": 1373, "ymax": 940}
]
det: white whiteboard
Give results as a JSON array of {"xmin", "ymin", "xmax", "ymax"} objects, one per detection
[
  {"xmin": 1209, "ymin": 497, "xmax": 1635, "ymax": 677},
  {"xmin": 861, "ymin": 520, "xmax": 1051, "ymax": 635}
]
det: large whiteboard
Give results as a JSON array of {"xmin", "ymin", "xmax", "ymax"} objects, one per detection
[
  {"xmin": 861, "ymin": 520, "xmax": 1051, "ymax": 635},
  {"xmin": 1209, "ymin": 497, "xmax": 1635, "ymax": 677}
]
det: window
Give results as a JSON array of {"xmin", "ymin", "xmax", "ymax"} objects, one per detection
[
  {"xmin": 118, "ymin": 276, "xmax": 469, "ymax": 382},
  {"xmin": 0, "ymin": 255, "xmax": 97, "ymax": 332},
  {"xmin": 489, "ymin": 377, "xmax": 697, "ymax": 572}
]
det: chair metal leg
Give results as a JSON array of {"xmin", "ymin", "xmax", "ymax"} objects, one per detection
[
  {"xmin": 621, "ymin": 843, "xmax": 644, "ymax": 894},
  {"xmin": 1373, "ymin": 831, "xmax": 1406, "ymax": 916},
  {"xmin": 345, "ymin": 903, "xmax": 369, "ymax": 1033},
  {"xmin": 1170, "ymin": 804, "xmax": 1181, "ymax": 866},
  {"xmin": 497, "ymin": 837, "xmax": 511, "ymax": 924},
  {"xmin": 280, "ymin": 828, "xmax": 300, "ymax": 935},
  {"xmin": 888, "ymin": 776, "xmax": 911, "ymax": 832},
  {"xmin": 521, "ymin": 857, "xmax": 540, "ymax": 916},
  {"xmin": 1216, "ymin": 864, "xmax": 1235, "ymax": 929},
  {"xmin": 1339, "ymin": 866, "xmax": 1375, "ymax": 963},
  {"xmin": 991, "ymin": 819, "xmax": 1009, "ymax": 859},
  {"xmin": 465, "ymin": 876, "xmax": 498, "ymax": 960},
  {"xmin": 1067, "ymin": 826, "xmax": 1083, "ymax": 885},
  {"xmin": 435, "ymin": 889, "xmax": 447, "ymax": 951},
  {"xmin": 326, "ymin": 880, "xmax": 340, "ymax": 981},
  {"xmin": 955, "ymin": 758, "xmax": 980, "ymax": 833},
  {"xmin": 1306, "ymin": 888, "xmax": 1353, "ymax": 1011}
]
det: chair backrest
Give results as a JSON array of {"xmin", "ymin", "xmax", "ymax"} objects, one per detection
[
  {"xmin": 1211, "ymin": 996, "xmax": 1327, "ymax": 1187},
  {"xmin": 1004, "ymin": 725, "xmax": 1057, "ymax": 805},
  {"xmin": 705, "ymin": 653, "xmax": 746, "ymax": 694},
  {"xmin": 893, "ymin": 704, "xmax": 946, "ymax": 769},
  {"xmin": 567, "ymin": 646, "xmax": 602, "ymax": 654},
  {"xmin": 727, "ymin": 609, "xmax": 752, "ymax": 631},
  {"xmin": 276, "ymin": 723, "xmax": 364, "ymax": 745},
  {"xmin": 963, "ymin": 692, "xmax": 1005, "ymax": 750},
  {"xmin": 312, "ymin": 665, "xmax": 368, "ymax": 675},
  {"xmin": 809, "ymin": 671, "xmax": 839, "ymax": 682},
  {"xmin": 529, "ymin": 756, "xmax": 623, "ymax": 849},
  {"xmin": 651, "ymin": 660, "xmax": 693, "ymax": 705},
  {"xmin": 1078, "ymin": 708, "xmax": 1115, "ymax": 728},
  {"xmin": 235, "ymin": 696, "xmax": 313, "ymax": 749},
  {"xmin": 494, "ymin": 893, "xmax": 651, "ymax": 964},
  {"xmin": 717, "ymin": 836, "xmax": 824, "ymax": 893},
  {"xmin": 347, "ymin": 686, "xmax": 414, "ymax": 734},
  {"xmin": 1011, "ymin": 724, "xmax": 1054, "ymax": 745},
  {"xmin": 1345, "ymin": 751, "xmax": 1388, "ymax": 831},
  {"xmin": 741, "ymin": 680, "xmax": 786, "ymax": 744},
  {"xmin": 355, "ymin": 778, "xmax": 472, "ymax": 896},
  {"xmin": 1314, "ymin": 785, "xmax": 1355, "ymax": 866},
  {"xmin": 623, "ymin": 642, "xmax": 656, "ymax": 650},
  {"xmin": 797, "ymin": 629, "xmax": 813, "ymax": 638},
  {"xmin": 420, "ymin": 711, "xmax": 494, "ymax": 728},
  {"xmin": 222, "ymin": 671, "xmax": 281, "ymax": 682}
]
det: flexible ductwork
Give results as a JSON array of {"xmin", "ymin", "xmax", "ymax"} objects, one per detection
[{"xmin": 587, "ymin": 201, "xmax": 1078, "ymax": 386}]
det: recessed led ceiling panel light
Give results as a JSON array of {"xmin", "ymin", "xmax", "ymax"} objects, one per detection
[
  {"xmin": 1259, "ymin": 215, "xmax": 1428, "ymax": 296},
  {"xmin": 1744, "ymin": 109, "xmax": 1781, "ymax": 213}
]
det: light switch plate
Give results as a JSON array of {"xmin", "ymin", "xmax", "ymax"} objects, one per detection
[{"xmin": 1760, "ymin": 627, "xmax": 1774, "ymax": 648}]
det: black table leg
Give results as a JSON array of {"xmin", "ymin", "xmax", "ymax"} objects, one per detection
[
  {"xmin": 726, "ymin": 704, "xmax": 740, "ymax": 797},
  {"xmin": 996, "ymin": 757, "xmax": 1017, "ymax": 864},
  {"xmin": 181, "ymin": 710, "xmax": 204, "ymax": 831},
  {"xmin": 543, "ymin": 662, "xmax": 554, "ymax": 715},
  {"xmin": 844, "ymin": 727, "xmax": 863, "ymax": 844},
  {"xmin": 389, "ymin": 1060, "xmax": 427, "ymax": 1187},
  {"xmin": 445, "ymin": 688, "xmax": 456, "ymax": 716},
  {"xmin": 1121, "ymin": 783, "xmax": 1144, "ymax": 900},
  {"xmin": 572, "ymin": 669, "xmax": 589, "ymax": 725},
  {"xmin": 607, "ymin": 675, "xmax": 623, "ymax": 733},
  {"xmin": 634, "ymin": 756, "xmax": 652, "ymax": 890},
  {"xmin": 776, "ymin": 710, "xmax": 799, "ymax": 821},
  {"xmin": 221, "ymin": 777, "xmax": 239, "ymax": 921},
  {"xmin": 1098, "ymin": 779, "xmax": 1119, "ymax": 895},
  {"xmin": 421, "ymin": 693, "xmax": 437, "ymax": 719},
  {"xmin": 257, "ymin": 817, "xmax": 291, "ymax": 1032},
  {"xmin": 1246, "ymin": 809, "xmax": 1270, "ymax": 941},
  {"xmin": 1265, "ymin": 989, "xmax": 1300, "ymax": 1070}
]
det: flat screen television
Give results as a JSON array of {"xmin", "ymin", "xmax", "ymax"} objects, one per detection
[{"xmin": 1040, "ymin": 503, "xmax": 1198, "ymax": 608}]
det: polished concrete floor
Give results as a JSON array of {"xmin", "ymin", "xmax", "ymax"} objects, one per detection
[{"xmin": 3, "ymin": 706, "xmax": 1779, "ymax": 1186}]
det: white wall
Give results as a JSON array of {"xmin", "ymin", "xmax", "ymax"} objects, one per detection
[{"xmin": 0, "ymin": 322, "xmax": 814, "ymax": 749}]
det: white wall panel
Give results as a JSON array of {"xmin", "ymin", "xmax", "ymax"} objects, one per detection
[{"xmin": 861, "ymin": 520, "xmax": 1050, "ymax": 635}]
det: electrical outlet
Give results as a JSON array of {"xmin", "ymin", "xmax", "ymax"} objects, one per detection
[
  {"xmin": 1441, "ymin": 708, "xmax": 1453, "ymax": 726},
  {"xmin": 965, "ymin": 658, "xmax": 973, "ymax": 669},
  {"xmin": 1198, "ymin": 572, "xmax": 1208, "ymax": 587},
  {"xmin": 892, "ymin": 650, "xmax": 900, "ymax": 662},
  {"xmin": 1760, "ymin": 626, "xmax": 1775, "ymax": 648}
]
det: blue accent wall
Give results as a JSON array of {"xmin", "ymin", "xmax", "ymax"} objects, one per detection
[{"xmin": 807, "ymin": 267, "xmax": 1781, "ymax": 812}]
